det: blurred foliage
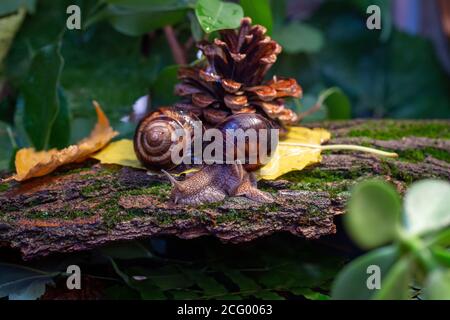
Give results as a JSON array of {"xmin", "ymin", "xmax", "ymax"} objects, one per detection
[
  {"xmin": 0, "ymin": 0, "xmax": 449, "ymax": 300},
  {"xmin": 1, "ymin": 0, "xmax": 449, "ymax": 171},
  {"xmin": 0, "ymin": 235, "xmax": 345, "ymax": 300},
  {"xmin": 332, "ymin": 179, "xmax": 450, "ymax": 300}
]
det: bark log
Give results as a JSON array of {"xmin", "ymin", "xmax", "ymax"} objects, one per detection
[{"xmin": 0, "ymin": 119, "xmax": 449, "ymax": 260}]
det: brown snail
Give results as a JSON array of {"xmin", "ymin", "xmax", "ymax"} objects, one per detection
[
  {"xmin": 134, "ymin": 107, "xmax": 201, "ymax": 170},
  {"xmin": 134, "ymin": 108, "xmax": 277, "ymax": 205}
]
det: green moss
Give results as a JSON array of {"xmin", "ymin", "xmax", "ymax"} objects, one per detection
[
  {"xmin": 282, "ymin": 168, "xmax": 361, "ymax": 184},
  {"xmin": 25, "ymin": 209, "xmax": 95, "ymax": 220},
  {"xmin": 155, "ymin": 211, "xmax": 191, "ymax": 225},
  {"xmin": 196, "ymin": 201, "xmax": 225, "ymax": 211},
  {"xmin": 0, "ymin": 183, "xmax": 9, "ymax": 193},
  {"xmin": 120, "ymin": 183, "xmax": 171, "ymax": 200},
  {"xmin": 380, "ymin": 160, "xmax": 414, "ymax": 184},
  {"xmin": 397, "ymin": 147, "xmax": 450, "ymax": 163},
  {"xmin": 348, "ymin": 122, "xmax": 450, "ymax": 140},
  {"xmin": 216, "ymin": 209, "xmax": 251, "ymax": 224},
  {"xmin": 80, "ymin": 180, "xmax": 109, "ymax": 197}
]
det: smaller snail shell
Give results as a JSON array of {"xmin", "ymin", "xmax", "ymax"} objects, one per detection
[
  {"xmin": 134, "ymin": 107, "xmax": 200, "ymax": 170},
  {"xmin": 216, "ymin": 113, "xmax": 278, "ymax": 171}
]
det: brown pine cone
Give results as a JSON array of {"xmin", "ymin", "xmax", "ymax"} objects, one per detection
[{"xmin": 174, "ymin": 17, "xmax": 302, "ymax": 127}]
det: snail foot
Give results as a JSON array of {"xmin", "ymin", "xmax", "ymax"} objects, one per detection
[{"xmin": 162, "ymin": 163, "xmax": 274, "ymax": 206}]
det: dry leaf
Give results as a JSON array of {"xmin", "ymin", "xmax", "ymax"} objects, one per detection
[
  {"xmin": 12, "ymin": 102, "xmax": 118, "ymax": 181},
  {"xmin": 92, "ymin": 139, "xmax": 144, "ymax": 170},
  {"xmin": 92, "ymin": 126, "xmax": 331, "ymax": 180},
  {"xmin": 257, "ymin": 127, "xmax": 331, "ymax": 180}
]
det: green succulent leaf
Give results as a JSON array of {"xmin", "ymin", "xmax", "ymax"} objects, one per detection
[
  {"xmin": 331, "ymin": 245, "xmax": 398, "ymax": 300},
  {"xmin": 424, "ymin": 269, "xmax": 450, "ymax": 300},
  {"xmin": 431, "ymin": 247, "xmax": 450, "ymax": 268},
  {"xmin": 195, "ymin": 0, "xmax": 244, "ymax": 33},
  {"xmin": 373, "ymin": 256, "xmax": 411, "ymax": 300},
  {"xmin": 346, "ymin": 180, "xmax": 402, "ymax": 249},
  {"xmin": 404, "ymin": 179, "xmax": 450, "ymax": 236}
]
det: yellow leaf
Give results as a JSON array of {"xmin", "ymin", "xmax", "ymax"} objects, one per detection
[
  {"xmin": 92, "ymin": 139, "xmax": 144, "ymax": 170},
  {"xmin": 92, "ymin": 126, "xmax": 331, "ymax": 181},
  {"xmin": 256, "ymin": 127, "xmax": 331, "ymax": 180},
  {"xmin": 12, "ymin": 102, "xmax": 118, "ymax": 181}
]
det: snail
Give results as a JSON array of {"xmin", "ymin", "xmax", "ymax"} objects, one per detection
[
  {"xmin": 134, "ymin": 108, "xmax": 278, "ymax": 205},
  {"xmin": 134, "ymin": 107, "xmax": 202, "ymax": 170}
]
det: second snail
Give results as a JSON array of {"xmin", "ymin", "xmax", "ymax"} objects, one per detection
[{"xmin": 133, "ymin": 18, "xmax": 396, "ymax": 206}]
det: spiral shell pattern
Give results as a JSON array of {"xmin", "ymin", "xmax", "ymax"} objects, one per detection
[{"xmin": 134, "ymin": 108, "xmax": 200, "ymax": 170}]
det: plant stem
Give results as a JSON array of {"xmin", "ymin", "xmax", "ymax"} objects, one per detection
[
  {"xmin": 279, "ymin": 142, "xmax": 399, "ymax": 158},
  {"xmin": 399, "ymin": 232, "xmax": 438, "ymax": 273},
  {"xmin": 163, "ymin": 26, "xmax": 187, "ymax": 65}
]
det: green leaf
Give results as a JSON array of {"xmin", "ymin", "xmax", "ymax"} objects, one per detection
[
  {"xmin": 130, "ymin": 266, "xmax": 194, "ymax": 291},
  {"xmin": 345, "ymin": 180, "xmax": 402, "ymax": 249},
  {"xmin": 404, "ymin": 179, "xmax": 450, "ymax": 236},
  {"xmin": 273, "ymin": 22, "xmax": 324, "ymax": 54},
  {"xmin": 170, "ymin": 290, "xmax": 200, "ymax": 299},
  {"xmin": 22, "ymin": 38, "xmax": 64, "ymax": 150},
  {"xmin": 431, "ymin": 247, "xmax": 450, "ymax": 268},
  {"xmin": 0, "ymin": 121, "xmax": 15, "ymax": 171},
  {"xmin": 195, "ymin": 0, "xmax": 244, "ymax": 33},
  {"xmin": 85, "ymin": 0, "xmax": 195, "ymax": 35},
  {"xmin": 0, "ymin": 0, "xmax": 36, "ymax": 16},
  {"xmin": 105, "ymin": 284, "xmax": 141, "ymax": 300},
  {"xmin": 373, "ymin": 256, "xmax": 411, "ymax": 300},
  {"xmin": 424, "ymin": 269, "xmax": 450, "ymax": 300},
  {"xmin": 223, "ymin": 269, "xmax": 260, "ymax": 291},
  {"xmin": 188, "ymin": 11, "xmax": 203, "ymax": 42},
  {"xmin": 185, "ymin": 270, "xmax": 228, "ymax": 297},
  {"xmin": 253, "ymin": 291, "xmax": 285, "ymax": 300},
  {"xmin": 331, "ymin": 245, "xmax": 398, "ymax": 300},
  {"xmin": 0, "ymin": 7, "xmax": 26, "ymax": 68},
  {"xmin": 240, "ymin": 0, "xmax": 273, "ymax": 35},
  {"xmin": 151, "ymin": 65, "xmax": 180, "ymax": 106},
  {"xmin": 318, "ymin": 87, "xmax": 351, "ymax": 120},
  {"xmin": 100, "ymin": 6, "xmax": 187, "ymax": 36},
  {"xmin": 292, "ymin": 287, "xmax": 330, "ymax": 300},
  {"xmin": 100, "ymin": 241, "xmax": 154, "ymax": 260},
  {"xmin": 134, "ymin": 281, "xmax": 166, "ymax": 300},
  {"xmin": 0, "ymin": 263, "xmax": 59, "ymax": 300},
  {"xmin": 48, "ymin": 87, "xmax": 71, "ymax": 149},
  {"xmin": 104, "ymin": 0, "xmax": 196, "ymax": 10}
]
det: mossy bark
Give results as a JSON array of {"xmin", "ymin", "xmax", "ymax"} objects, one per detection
[{"xmin": 0, "ymin": 120, "xmax": 449, "ymax": 260}]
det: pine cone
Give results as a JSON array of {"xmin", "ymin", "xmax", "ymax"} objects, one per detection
[{"xmin": 174, "ymin": 17, "xmax": 302, "ymax": 127}]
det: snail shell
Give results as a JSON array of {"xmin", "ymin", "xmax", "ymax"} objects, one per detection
[
  {"xmin": 216, "ymin": 113, "xmax": 278, "ymax": 171},
  {"xmin": 134, "ymin": 108, "xmax": 278, "ymax": 171},
  {"xmin": 134, "ymin": 107, "xmax": 201, "ymax": 170}
]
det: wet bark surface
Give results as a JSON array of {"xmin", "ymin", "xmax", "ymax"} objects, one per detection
[{"xmin": 0, "ymin": 120, "xmax": 449, "ymax": 260}]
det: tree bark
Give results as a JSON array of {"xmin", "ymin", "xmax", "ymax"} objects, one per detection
[{"xmin": 0, "ymin": 119, "xmax": 449, "ymax": 260}]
